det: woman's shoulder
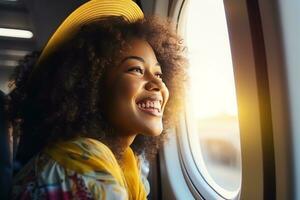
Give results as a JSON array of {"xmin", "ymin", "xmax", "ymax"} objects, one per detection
[
  {"xmin": 44, "ymin": 137, "xmax": 124, "ymax": 179},
  {"xmin": 63, "ymin": 137, "xmax": 118, "ymax": 164},
  {"xmin": 12, "ymin": 146, "xmax": 128, "ymax": 199},
  {"xmin": 12, "ymin": 137, "xmax": 149, "ymax": 199}
]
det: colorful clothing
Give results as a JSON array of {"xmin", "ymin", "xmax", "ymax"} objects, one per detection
[{"xmin": 12, "ymin": 138, "xmax": 149, "ymax": 199}]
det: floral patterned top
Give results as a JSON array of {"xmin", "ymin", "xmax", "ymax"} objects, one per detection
[{"xmin": 11, "ymin": 138, "xmax": 150, "ymax": 200}]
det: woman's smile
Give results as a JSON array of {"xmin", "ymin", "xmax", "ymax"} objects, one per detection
[{"xmin": 136, "ymin": 97, "xmax": 163, "ymax": 117}]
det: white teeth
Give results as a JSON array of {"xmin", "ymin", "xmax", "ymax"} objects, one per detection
[
  {"xmin": 154, "ymin": 101, "xmax": 159, "ymax": 108},
  {"xmin": 137, "ymin": 100, "xmax": 162, "ymax": 112}
]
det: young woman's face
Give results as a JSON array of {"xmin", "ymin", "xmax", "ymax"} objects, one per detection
[{"xmin": 104, "ymin": 39, "xmax": 169, "ymax": 138}]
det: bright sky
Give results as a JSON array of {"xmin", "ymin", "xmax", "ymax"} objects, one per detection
[{"xmin": 186, "ymin": 0, "xmax": 238, "ymax": 119}]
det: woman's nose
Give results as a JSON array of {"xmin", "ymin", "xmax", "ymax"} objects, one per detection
[
  {"xmin": 145, "ymin": 81, "xmax": 160, "ymax": 91},
  {"xmin": 145, "ymin": 76, "xmax": 163, "ymax": 91}
]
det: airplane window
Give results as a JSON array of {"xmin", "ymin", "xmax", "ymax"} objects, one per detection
[{"xmin": 184, "ymin": 0, "xmax": 242, "ymax": 197}]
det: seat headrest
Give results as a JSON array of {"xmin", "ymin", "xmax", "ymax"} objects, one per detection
[{"xmin": 0, "ymin": 90, "xmax": 12, "ymax": 199}]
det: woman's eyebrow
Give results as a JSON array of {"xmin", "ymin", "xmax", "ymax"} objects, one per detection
[
  {"xmin": 120, "ymin": 56, "xmax": 160, "ymax": 66},
  {"xmin": 121, "ymin": 56, "xmax": 145, "ymax": 64}
]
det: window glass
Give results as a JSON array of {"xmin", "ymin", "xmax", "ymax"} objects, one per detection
[{"xmin": 185, "ymin": 0, "xmax": 242, "ymax": 194}]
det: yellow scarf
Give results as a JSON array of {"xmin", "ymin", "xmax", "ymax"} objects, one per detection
[{"xmin": 45, "ymin": 138, "xmax": 147, "ymax": 200}]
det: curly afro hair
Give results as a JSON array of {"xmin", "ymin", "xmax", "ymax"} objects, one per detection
[{"xmin": 9, "ymin": 16, "xmax": 188, "ymax": 164}]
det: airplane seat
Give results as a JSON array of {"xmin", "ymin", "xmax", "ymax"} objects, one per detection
[{"xmin": 0, "ymin": 90, "xmax": 13, "ymax": 199}]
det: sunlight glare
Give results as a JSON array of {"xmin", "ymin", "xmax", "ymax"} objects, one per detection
[{"xmin": 186, "ymin": 0, "xmax": 238, "ymax": 119}]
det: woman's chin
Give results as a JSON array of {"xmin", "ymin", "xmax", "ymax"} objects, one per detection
[{"xmin": 141, "ymin": 124, "xmax": 163, "ymax": 137}]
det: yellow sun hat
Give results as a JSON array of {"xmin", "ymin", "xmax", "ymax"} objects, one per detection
[{"xmin": 37, "ymin": 0, "xmax": 144, "ymax": 64}]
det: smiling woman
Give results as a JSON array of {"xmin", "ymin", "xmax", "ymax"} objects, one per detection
[
  {"xmin": 104, "ymin": 39, "xmax": 169, "ymax": 143},
  {"xmin": 7, "ymin": 0, "xmax": 187, "ymax": 199}
]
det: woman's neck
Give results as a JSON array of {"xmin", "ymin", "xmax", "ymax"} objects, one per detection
[{"xmin": 102, "ymin": 134, "xmax": 136, "ymax": 161}]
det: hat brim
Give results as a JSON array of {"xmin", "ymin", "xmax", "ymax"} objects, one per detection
[{"xmin": 38, "ymin": 0, "xmax": 144, "ymax": 64}]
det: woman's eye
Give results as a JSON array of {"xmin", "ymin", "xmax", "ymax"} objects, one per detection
[
  {"xmin": 128, "ymin": 67, "xmax": 143, "ymax": 74},
  {"xmin": 155, "ymin": 73, "xmax": 163, "ymax": 79}
]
